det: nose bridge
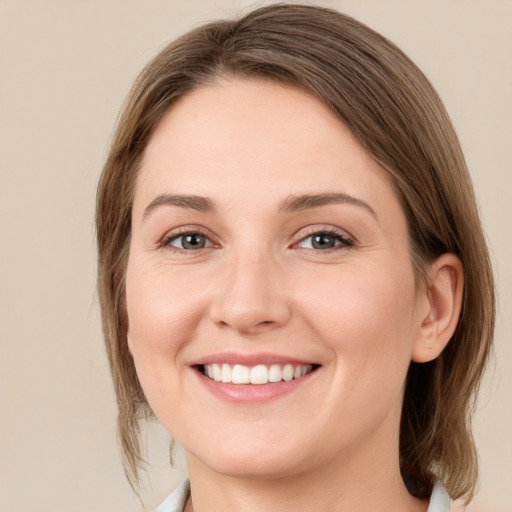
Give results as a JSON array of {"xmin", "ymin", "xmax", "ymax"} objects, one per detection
[{"xmin": 211, "ymin": 242, "xmax": 291, "ymax": 334}]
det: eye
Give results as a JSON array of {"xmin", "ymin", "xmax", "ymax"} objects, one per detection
[
  {"xmin": 297, "ymin": 230, "xmax": 353, "ymax": 250},
  {"xmin": 164, "ymin": 231, "xmax": 213, "ymax": 251}
]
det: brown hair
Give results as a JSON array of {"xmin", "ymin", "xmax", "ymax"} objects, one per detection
[{"xmin": 96, "ymin": 3, "xmax": 495, "ymax": 502}]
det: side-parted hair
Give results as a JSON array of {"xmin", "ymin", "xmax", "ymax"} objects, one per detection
[{"xmin": 96, "ymin": 3, "xmax": 495, "ymax": 503}]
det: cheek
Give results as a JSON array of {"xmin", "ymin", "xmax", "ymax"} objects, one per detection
[
  {"xmin": 125, "ymin": 260, "xmax": 203, "ymax": 357},
  {"xmin": 298, "ymin": 262, "xmax": 418, "ymax": 385},
  {"xmin": 124, "ymin": 259, "xmax": 209, "ymax": 422},
  {"xmin": 124, "ymin": 265, "xmax": 195, "ymax": 416}
]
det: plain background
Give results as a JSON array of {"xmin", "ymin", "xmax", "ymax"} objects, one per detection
[{"xmin": 0, "ymin": 1, "xmax": 511, "ymax": 511}]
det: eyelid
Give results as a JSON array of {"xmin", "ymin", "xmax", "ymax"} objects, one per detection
[
  {"xmin": 291, "ymin": 225, "xmax": 356, "ymax": 249},
  {"xmin": 158, "ymin": 225, "xmax": 220, "ymax": 251},
  {"xmin": 156, "ymin": 224, "xmax": 355, "ymax": 252}
]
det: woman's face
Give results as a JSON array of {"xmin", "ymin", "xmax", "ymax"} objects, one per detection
[{"xmin": 126, "ymin": 78, "xmax": 429, "ymax": 479}]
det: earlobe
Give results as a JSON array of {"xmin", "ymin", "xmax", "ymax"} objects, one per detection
[
  {"xmin": 126, "ymin": 319, "xmax": 134, "ymax": 356},
  {"xmin": 127, "ymin": 332, "xmax": 133, "ymax": 356},
  {"xmin": 412, "ymin": 253, "xmax": 464, "ymax": 363}
]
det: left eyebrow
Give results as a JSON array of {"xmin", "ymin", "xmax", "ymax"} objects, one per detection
[
  {"xmin": 279, "ymin": 193, "xmax": 377, "ymax": 219},
  {"xmin": 143, "ymin": 193, "xmax": 216, "ymax": 219}
]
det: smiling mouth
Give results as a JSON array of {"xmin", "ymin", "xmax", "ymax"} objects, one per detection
[{"xmin": 197, "ymin": 363, "xmax": 318, "ymax": 385}]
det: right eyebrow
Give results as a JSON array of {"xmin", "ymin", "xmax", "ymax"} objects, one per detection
[
  {"xmin": 142, "ymin": 194, "xmax": 216, "ymax": 219},
  {"xmin": 279, "ymin": 192, "xmax": 377, "ymax": 219}
]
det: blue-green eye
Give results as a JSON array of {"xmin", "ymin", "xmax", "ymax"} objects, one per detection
[
  {"xmin": 298, "ymin": 231, "xmax": 353, "ymax": 250},
  {"xmin": 166, "ymin": 232, "xmax": 212, "ymax": 250}
]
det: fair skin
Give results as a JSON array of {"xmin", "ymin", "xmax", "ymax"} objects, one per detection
[{"xmin": 126, "ymin": 78, "xmax": 462, "ymax": 512}]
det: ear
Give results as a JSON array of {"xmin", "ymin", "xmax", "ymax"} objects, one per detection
[
  {"xmin": 412, "ymin": 253, "xmax": 464, "ymax": 363},
  {"xmin": 125, "ymin": 315, "xmax": 134, "ymax": 356},
  {"xmin": 126, "ymin": 330, "xmax": 133, "ymax": 356}
]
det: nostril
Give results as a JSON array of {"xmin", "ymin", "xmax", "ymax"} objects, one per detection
[{"xmin": 253, "ymin": 320, "xmax": 276, "ymax": 331}]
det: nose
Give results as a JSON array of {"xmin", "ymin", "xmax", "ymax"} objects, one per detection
[{"xmin": 209, "ymin": 251, "xmax": 292, "ymax": 335}]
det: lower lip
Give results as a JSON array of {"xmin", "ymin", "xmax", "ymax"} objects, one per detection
[{"xmin": 194, "ymin": 369, "xmax": 317, "ymax": 402}]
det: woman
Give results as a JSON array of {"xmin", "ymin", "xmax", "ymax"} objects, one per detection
[{"xmin": 96, "ymin": 4, "xmax": 495, "ymax": 511}]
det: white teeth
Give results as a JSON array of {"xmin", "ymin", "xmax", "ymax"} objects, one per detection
[
  {"xmin": 268, "ymin": 364, "xmax": 282, "ymax": 382},
  {"xmin": 221, "ymin": 364, "xmax": 232, "ymax": 383},
  {"xmin": 232, "ymin": 364, "xmax": 250, "ymax": 384},
  {"xmin": 250, "ymin": 365, "xmax": 269, "ymax": 385},
  {"xmin": 282, "ymin": 364, "xmax": 294, "ymax": 382},
  {"xmin": 201, "ymin": 363, "xmax": 314, "ymax": 384}
]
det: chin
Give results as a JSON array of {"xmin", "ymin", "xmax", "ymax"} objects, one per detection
[{"xmin": 185, "ymin": 435, "xmax": 311, "ymax": 480}]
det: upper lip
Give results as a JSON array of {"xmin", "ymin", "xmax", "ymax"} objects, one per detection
[{"xmin": 191, "ymin": 352, "xmax": 319, "ymax": 367}]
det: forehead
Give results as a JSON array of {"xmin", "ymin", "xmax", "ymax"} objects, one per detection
[{"xmin": 134, "ymin": 78, "xmax": 399, "ymax": 218}]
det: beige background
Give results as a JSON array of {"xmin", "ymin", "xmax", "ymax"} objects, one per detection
[{"xmin": 0, "ymin": 1, "xmax": 511, "ymax": 511}]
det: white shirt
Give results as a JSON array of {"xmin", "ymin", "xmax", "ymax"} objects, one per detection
[{"xmin": 155, "ymin": 479, "xmax": 451, "ymax": 512}]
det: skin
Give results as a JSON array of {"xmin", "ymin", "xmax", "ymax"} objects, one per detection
[{"xmin": 126, "ymin": 78, "xmax": 462, "ymax": 512}]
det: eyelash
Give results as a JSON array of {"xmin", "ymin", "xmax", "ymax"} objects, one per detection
[
  {"xmin": 159, "ymin": 227, "xmax": 355, "ymax": 253},
  {"xmin": 159, "ymin": 228, "xmax": 217, "ymax": 252},
  {"xmin": 294, "ymin": 227, "xmax": 355, "ymax": 252}
]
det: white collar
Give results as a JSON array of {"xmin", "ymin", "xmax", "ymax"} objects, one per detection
[
  {"xmin": 427, "ymin": 481, "xmax": 451, "ymax": 512},
  {"xmin": 155, "ymin": 478, "xmax": 190, "ymax": 512}
]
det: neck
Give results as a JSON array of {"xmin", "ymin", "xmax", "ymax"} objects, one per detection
[{"xmin": 184, "ymin": 429, "xmax": 428, "ymax": 512}]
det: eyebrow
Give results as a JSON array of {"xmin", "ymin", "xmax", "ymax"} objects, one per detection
[
  {"xmin": 142, "ymin": 192, "xmax": 376, "ymax": 219},
  {"xmin": 279, "ymin": 192, "xmax": 377, "ymax": 218},
  {"xmin": 143, "ymin": 194, "xmax": 215, "ymax": 219}
]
